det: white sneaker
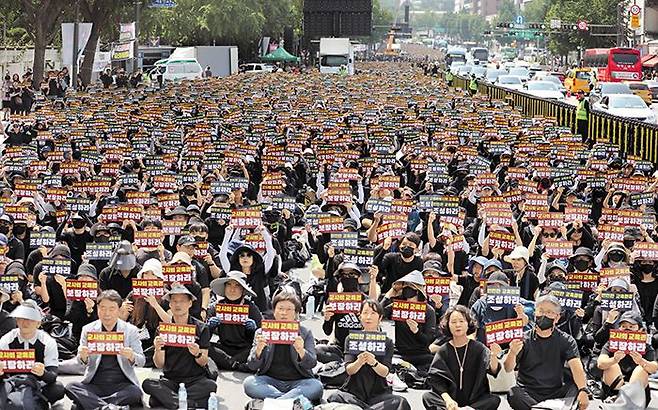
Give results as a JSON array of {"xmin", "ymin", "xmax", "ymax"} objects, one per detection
[{"xmin": 386, "ymin": 372, "xmax": 408, "ymax": 392}]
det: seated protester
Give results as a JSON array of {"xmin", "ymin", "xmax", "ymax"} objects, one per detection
[
  {"xmin": 2, "ymin": 260, "xmax": 32, "ymax": 314},
  {"xmin": 65, "ymin": 290, "xmax": 145, "ymax": 409},
  {"xmin": 176, "ymin": 235, "xmax": 211, "ymax": 321},
  {"xmin": 63, "ymin": 264, "xmax": 99, "ymax": 343},
  {"xmin": 597, "ymin": 311, "xmax": 657, "ymax": 403},
  {"xmin": 0, "ymin": 300, "xmax": 65, "ymax": 408},
  {"xmin": 219, "ymin": 225, "xmax": 276, "ymax": 312},
  {"xmin": 188, "ymin": 222, "xmax": 223, "ymax": 281},
  {"xmin": 32, "ymin": 243, "xmax": 75, "ymax": 319},
  {"xmin": 123, "ymin": 259, "xmax": 170, "ymax": 363},
  {"xmin": 318, "ymin": 262, "xmax": 377, "ymax": 364},
  {"xmin": 422, "ymin": 259, "xmax": 457, "ymax": 319},
  {"xmin": 99, "ymin": 240, "xmax": 141, "ymax": 299},
  {"xmin": 244, "ymin": 291, "xmax": 323, "ymax": 403},
  {"xmin": 380, "ymin": 270, "xmax": 437, "ymax": 372},
  {"xmin": 543, "ymin": 282, "xmax": 584, "ymax": 339},
  {"xmin": 87, "ymin": 222, "xmax": 115, "ymax": 273},
  {"xmin": 585, "ymin": 278, "xmax": 643, "ymax": 349},
  {"xmin": 328, "ymin": 299, "xmax": 411, "ymax": 410},
  {"xmin": 466, "ymin": 258, "xmax": 505, "ymax": 307},
  {"xmin": 505, "ymin": 246, "xmax": 539, "ymax": 301},
  {"xmin": 505, "ymin": 295, "xmax": 590, "ymax": 410},
  {"xmin": 207, "ymin": 271, "xmax": 262, "ymax": 372},
  {"xmin": 0, "ymin": 216, "xmax": 26, "ymax": 262},
  {"xmin": 159, "ymin": 252, "xmax": 204, "ymax": 320},
  {"xmin": 376, "ymin": 232, "xmax": 423, "ymax": 294},
  {"xmin": 143, "ymin": 284, "xmax": 217, "ymax": 409},
  {"xmin": 470, "ymin": 271, "xmax": 532, "ymax": 345},
  {"xmin": 423, "ymin": 306, "xmax": 501, "ymax": 410},
  {"xmin": 633, "ymin": 258, "xmax": 658, "ymax": 326},
  {"xmin": 134, "ymin": 218, "xmax": 172, "ymax": 265},
  {"xmin": 537, "ymin": 259, "xmax": 569, "ymax": 290},
  {"xmin": 0, "ymin": 288, "xmax": 16, "ymax": 337},
  {"xmin": 455, "ymin": 255, "xmax": 488, "ymax": 307}
]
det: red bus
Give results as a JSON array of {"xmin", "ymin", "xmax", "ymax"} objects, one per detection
[{"xmin": 583, "ymin": 48, "xmax": 642, "ymax": 82}]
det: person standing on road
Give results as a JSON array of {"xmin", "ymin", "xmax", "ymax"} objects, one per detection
[
  {"xmin": 468, "ymin": 74, "xmax": 478, "ymax": 96},
  {"xmin": 575, "ymin": 89, "xmax": 590, "ymax": 146},
  {"xmin": 445, "ymin": 70, "xmax": 454, "ymax": 87}
]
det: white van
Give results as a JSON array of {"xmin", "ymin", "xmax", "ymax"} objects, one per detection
[{"xmin": 149, "ymin": 58, "xmax": 203, "ymax": 82}]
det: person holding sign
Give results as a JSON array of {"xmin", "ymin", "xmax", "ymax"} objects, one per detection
[
  {"xmin": 99, "ymin": 240, "xmax": 141, "ymax": 299},
  {"xmin": 142, "ymin": 284, "xmax": 217, "ymax": 409},
  {"xmin": 244, "ymin": 291, "xmax": 323, "ymax": 403},
  {"xmin": 207, "ymin": 271, "xmax": 262, "ymax": 372},
  {"xmin": 597, "ymin": 311, "xmax": 657, "ymax": 403},
  {"xmin": 376, "ymin": 232, "xmax": 423, "ymax": 294},
  {"xmin": 65, "ymin": 290, "xmax": 145, "ymax": 410},
  {"xmin": 0, "ymin": 300, "xmax": 65, "ymax": 408},
  {"xmin": 63, "ymin": 264, "xmax": 99, "ymax": 344},
  {"xmin": 381, "ymin": 270, "xmax": 437, "ymax": 372},
  {"xmin": 505, "ymin": 295, "xmax": 590, "ymax": 410},
  {"xmin": 504, "ymin": 246, "xmax": 539, "ymax": 301},
  {"xmin": 423, "ymin": 305, "xmax": 501, "ymax": 410},
  {"xmin": 328, "ymin": 299, "xmax": 411, "ymax": 410}
]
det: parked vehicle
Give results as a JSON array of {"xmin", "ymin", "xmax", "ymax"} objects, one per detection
[
  {"xmin": 624, "ymin": 81, "xmax": 653, "ymax": 105},
  {"xmin": 592, "ymin": 94, "xmax": 657, "ymax": 124},
  {"xmin": 522, "ymin": 81, "xmax": 565, "ymax": 100},
  {"xmin": 495, "ymin": 75, "xmax": 524, "ymax": 90}
]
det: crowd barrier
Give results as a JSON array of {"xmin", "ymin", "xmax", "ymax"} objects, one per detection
[{"xmin": 448, "ymin": 74, "xmax": 658, "ymax": 163}]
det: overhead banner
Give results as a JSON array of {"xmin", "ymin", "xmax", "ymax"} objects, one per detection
[{"xmin": 61, "ymin": 23, "xmax": 93, "ymax": 68}]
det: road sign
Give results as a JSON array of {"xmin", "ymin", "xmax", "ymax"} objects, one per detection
[
  {"xmin": 630, "ymin": 14, "xmax": 641, "ymax": 29},
  {"xmin": 630, "ymin": 4, "xmax": 641, "ymax": 15},
  {"xmin": 515, "ymin": 15, "xmax": 524, "ymax": 25},
  {"xmin": 577, "ymin": 20, "xmax": 588, "ymax": 31},
  {"xmin": 150, "ymin": 0, "xmax": 176, "ymax": 7},
  {"xmin": 550, "ymin": 19, "xmax": 561, "ymax": 29}
]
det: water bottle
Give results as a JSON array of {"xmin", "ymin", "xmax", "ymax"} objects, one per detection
[
  {"xmin": 178, "ymin": 383, "xmax": 187, "ymax": 410},
  {"xmin": 305, "ymin": 295, "xmax": 315, "ymax": 319},
  {"xmin": 207, "ymin": 392, "xmax": 218, "ymax": 410}
]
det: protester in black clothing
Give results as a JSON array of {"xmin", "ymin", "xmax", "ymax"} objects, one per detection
[
  {"xmin": 505, "ymin": 246, "xmax": 539, "ymax": 301},
  {"xmin": 0, "ymin": 288, "xmax": 15, "ymax": 338},
  {"xmin": 207, "ymin": 271, "xmax": 262, "ymax": 372},
  {"xmin": 63, "ymin": 264, "xmax": 99, "ymax": 343},
  {"xmin": 100, "ymin": 69, "xmax": 113, "ymax": 88},
  {"xmin": 376, "ymin": 232, "xmax": 423, "ymax": 293},
  {"xmin": 142, "ymin": 285, "xmax": 216, "ymax": 409},
  {"xmin": 423, "ymin": 305, "xmax": 501, "ymax": 410},
  {"xmin": 99, "ymin": 241, "xmax": 141, "ymax": 299},
  {"xmin": 328, "ymin": 299, "xmax": 411, "ymax": 410},
  {"xmin": 0, "ymin": 215, "xmax": 25, "ymax": 262},
  {"xmin": 633, "ymin": 259, "xmax": 658, "ymax": 325},
  {"xmin": 57, "ymin": 213, "xmax": 93, "ymax": 266}
]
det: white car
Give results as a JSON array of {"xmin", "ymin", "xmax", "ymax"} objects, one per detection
[
  {"xmin": 495, "ymin": 75, "xmax": 524, "ymax": 90},
  {"xmin": 523, "ymin": 81, "xmax": 565, "ymax": 100},
  {"xmin": 535, "ymin": 74, "xmax": 567, "ymax": 95},
  {"xmin": 593, "ymin": 94, "xmax": 657, "ymax": 124},
  {"xmin": 240, "ymin": 63, "xmax": 275, "ymax": 74},
  {"xmin": 449, "ymin": 61, "xmax": 465, "ymax": 74},
  {"xmin": 508, "ymin": 67, "xmax": 530, "ymax": 82}
]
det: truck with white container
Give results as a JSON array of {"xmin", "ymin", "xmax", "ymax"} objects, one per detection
[{"xmin": 319, "ymin": 38, "xmax": 354, "ymax": 75}]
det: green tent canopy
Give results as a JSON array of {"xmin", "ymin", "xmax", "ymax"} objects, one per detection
[{"xmin": 261, "ymin": 47, "xmax": 300, "ymax": 63}]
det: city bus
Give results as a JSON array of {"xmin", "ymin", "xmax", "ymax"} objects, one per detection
[{"xmin": 583, "ymin": 48, "xmax": 642, "ymax": 82}]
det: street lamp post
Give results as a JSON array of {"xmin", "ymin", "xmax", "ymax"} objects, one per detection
[{"xmin": 72, "ymin": 0, "xmax": 80, "ymax": 89}]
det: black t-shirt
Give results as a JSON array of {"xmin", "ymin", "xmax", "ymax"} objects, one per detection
[
  {"xmin": 266, "ymin": 344, "xmax": 305, "ymax": 381},
  {"xmin": 379, "ymin": 253, "xmax": 423, "ymax": 293},
  {"xmin": 99, "ymin": 266, "xmax": 140, "ymax": 299},
  {"xmin": 91, "ymin": 324, "xmax": 131, "ymax": 385},
  {"xmin": 510, "ymin": 269, "xmax": 539, "ymax": 301},
  {"xmin": 60, "ymin": 230, "xmax": 93, "ymax": 266},
  {"xmin": 601, "ymin": 341, "xmax": 656, "ymax": 378},
  {"xmin": 516, "ymin": 329, "xmax": 579, "ymax": 395},
  {"xmin": 636, "ymin": 279, "xmax": 658, "ymax": 323},
  {"xmin": 457, "ymin": 275, "xmax": 480, "ymax": 307},
  {"xmin": 161, "ymin": 316, "xmax": 210, "ymax": 382},
  {"xmin": 341, "ymin": 338, "xmax": 394, "ymax": 402}
]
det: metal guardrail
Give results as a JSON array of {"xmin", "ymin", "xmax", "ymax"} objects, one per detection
[{"xmin": 451, "ymin": 74, "xmax": 658, "ymax": 163}]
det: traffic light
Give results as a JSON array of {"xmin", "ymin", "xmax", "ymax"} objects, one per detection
[
  {"xmin": 528, "ymin": 23, "xmax": 546, "ymax": 30},
  {"xmin": 497, "ymin": 22, "xmax": 513, "ymax": 29}
]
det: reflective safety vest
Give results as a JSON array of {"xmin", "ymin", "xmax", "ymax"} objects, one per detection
[
  {"xmin": 469, "ymin": 78, "xmax": 477, "ymax": 91},
  {"xmin": 576, "ymin": 99, "xmax": 588, "ymax": 120},
  {"xmin": 446, "ymin": 71, "xmax": 453, "ymax": 81}
]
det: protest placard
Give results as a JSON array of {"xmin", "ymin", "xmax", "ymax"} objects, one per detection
[
  {"xmin": 543, "ymin": 239, "xmax": 573, "ymax": 259},
  {"xmin": 608, "ymin": 330, "xmax": 648, "ymax": 355},
  {"xmin": 330, "ymin": 232, "xmax": 358, "ymax": 250},
  {"xmin": 391, "ymin": 300, "xmax": 426, "ymax": 323},
  {"xmin": 134, "ymin": 230, "xmax": 162, "ymax": 248},
  {"xmin": 425, "ymin": 277, "xmax": 451, "ymax": 296},
  {"xmin": 87, "ymin": 332, "xmax": 124, "ymax": 355},
  {"xmin": 327, "ymin": 293, "xmax": 363, "ymax": 314},
  {"xmin": 551, "ymin": 289, "xmax": 584, "ymax": 310},
  {"xmin": 484, "ymin": 318, "xmax": 524, "ymax": 346},
  {"xmin": 346, "ymin": 331, "xmax": 387, "ymax": 356},
  {"xmin": 65, "ymin": 280, "xmax": 98, "ymax": 301},
  {"xmin": 41, "ymin": 259, "xmax": 72, "ymax": 276},
  {"xmin": 162, "ymin": 263, "xmax": 193, "ymax": 284},
  {"xmin": 342, "ymin": 247, "xmax": 375, "ymax": 267},
  {"xmin": 158, "ymin": 323, "xmax": 197, "ymax": 347},
  {"xmin": 488, "ymin": 231, "xmax": 516, "ymax": 251},
  {"xmin": 0, "ymin": 350, "xmax": 35, "ymax": 373},
  {"xmin": 260, "ymin": 320, "xmax": 300, "ymax": 345},
  {"xmin": 29, "ymin": 232, "xmax": 56, "ymax": 248},
  {"xmin": 131, "ymin": 279, "xmax": 166, "ymax": 298},
  {"xmin": 0, "ymin": 275, "xmax": 20, "ymax": 293},
  {"xmin": 600, "ymin": 291, "xmax": 634, "ymax": 311},
  {"xmin": 485, "ymin": 286, "xmax": 520, "ymax": 307},
  {"xmin": 215, "ymin": 304, "xmax": 250, "ymax": 324},
  {"xmin": 84, "ymin": 243, "xmax": 114, "ymax": 261}
]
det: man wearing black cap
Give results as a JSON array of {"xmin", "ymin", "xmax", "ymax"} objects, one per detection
[
  {"xmin": 57, "ymin": 213, "xmax": 92, "ymax": 267},
  {"xmin": 143, "ymin": 284, "xmax": 216, "ymax": 409}
]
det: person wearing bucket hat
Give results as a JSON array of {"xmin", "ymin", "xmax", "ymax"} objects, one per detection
[
  {"xmin": 65, "ymin": 290, "xmax": 146, "ymax": 410},
  {"xmin": 206, "ymin": 271, "xmax": 262, "ymax": 372},
  {"xmin": 380, "ymin": 270, "xmax": 437, "ymax": 372},
  {"xmin": 597, "ymin": 310, "xmax": 657, "ymax": 401},
  {"xmin": 143, "ymin": 284, "xmax": 217, "ymax": 409},
  {"xmin": 569, "ymin": 247, "xmax": 595, "ymax": 273},
  {"xmin": 99, "ymin": 240, "xmax": 141, "ymax": 299},
  {"xmin": 219, "ymin": 224, "xmax": 276, "ymax": 312},
  {"xmin": 160, "ymin": 252, "xmax": 205, "ymax": 321},
  {"xmin": 0, "ymin": 299, "xmax": 66, "ymax": 406},
  {"xmin": 317, "ymin": 262, "xmax": 377, "ymax": 364},
  {"xmin": 504, "ymin": 246, "xmax": 539, "ymax": 301},
  {"xmin": 471, "ymin": 271, "xmax": 532, "ymax": 346},
  {"xmin": 62, "ymin": 263, "xmax": 100, "ymax": 343},
  {"xmin": 598, "ymin": 242, "xmax": 629, "ymax": 269}
]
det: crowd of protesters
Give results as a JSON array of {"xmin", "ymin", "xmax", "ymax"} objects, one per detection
[{"xmin": 0, "ymin": 61, "xmax": 656, "ymax": 409}]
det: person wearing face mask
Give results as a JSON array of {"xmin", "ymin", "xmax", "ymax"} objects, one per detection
[
  {"xmin": 57, "ymin": 213, "xmax": 92, "ymax": 267},
  {"xmin": 543, "ymin": 282, "xmax": 585, "ymax": 339},
  {"xmin": 597, "ymin": 311, "xmax": 657, "ymax": 403},
  {"xmin": 189, "ymin": 222, "xmax": 222, "ymax": 280},
  {"xmin": 134, "ymin": 219, "xmax": 172, "ymax": 265},
  {"xmin": 505, "ymin": 295, "xmax": 590, "ymax": 410},
  {"xmin": 207, "ymin": 271, "xmax": 261, "ymax": 372},
  {"xmin": 595, "ymin": 242, "xmax": 629, "ymax": 271},
  {"xmin": 318, "ymin": 263, "xmax": 377, "ymax": 364},
  {"xmin": 87, "ymin": 222, "xmax": 114, "ymax": 274},
  {"xmin": 377, "ymin": 232, "xmax": 423, "ymax": 294},
  {"xmin": 381, "ymin": 270, "xmax": 437, "ymax": 372},
  {"xmin": 0, "ymin": 214, "xmax": 25, "ymax": 262},
  {"xmin": 32, "ymin": 243, "xmax": 76, "ymax": 319}
]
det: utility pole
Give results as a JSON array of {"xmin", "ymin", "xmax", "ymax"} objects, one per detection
[
  {"xmin": 133, "ymin": 0, "xmax": 141, "ymax": 73},
  {"xmin": 72, "ymin": 0, "xmax": 80, "ymax": 89}
]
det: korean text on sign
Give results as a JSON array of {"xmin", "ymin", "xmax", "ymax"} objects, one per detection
[
  {"xmin": 608, "ymin": 330, "xmax": 648, "ymax": 355},
  {"xmin": 552, "ymin": 289, "xmax": 584, "ymax": 310},
  {"xmin": 425, "ymin": 277, "xmax": 451, "ymax": 297},
  {"xmin": 600, "ymin": 291, "xmax": 634, "ymax": 311},
  {"xmin": 215, "ymin": 304, "xmax": 250, "ymax": 324},
  {"xmin": 87, "ymin": 332, "xmax": 125, "ymax": 355},
  {"xmin": 65, "ymin": 280, "xmax": 98, "ymax": 301},
  {"xmin": 162, "ymin": 263, "xmax": 193, "ymax": 284},
  {"xmin": 0, "ymin": 349, "xmax": 35, "ymax": 373},
  {"xmin": 346, "ymin": 331, "xmax": 387, "ymax": 356},
  {"xmin": 485, "ymin": 318, "xmax": 524, "ymax": 346},
  {"xmin": 131, "ymin": 279, "xmax": 165, "ymax": 298},
  {"xmin": 260, "ymin": 320, "xmax": 300, "ymax": 345},
  {"xmin": 485, "ymin": 286, "xmax": 520, "ymax": 307},
  {"xmin": 391, "ymin": 300, "xmax": 426, "ymax": 323},
  {"xmin": 327, "ymin": 293, "xmax": 362, "ymax": 314},
  {"xmin": 158, "ymin": 323, "xmax": 197, "ymax": 347}
]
